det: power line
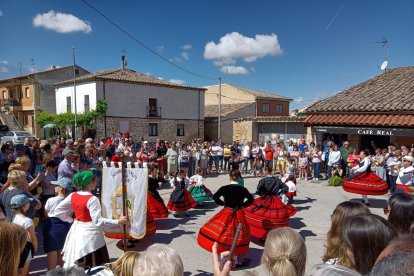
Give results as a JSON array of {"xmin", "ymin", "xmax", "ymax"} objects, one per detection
[{"xmin": 81, "ymin": 0, "xmax": 217, "ymax": 81}]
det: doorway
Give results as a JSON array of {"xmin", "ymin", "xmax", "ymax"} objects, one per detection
[{"xmin": 360, "ymin": 135, "xmax": 390, "ymax": 154}]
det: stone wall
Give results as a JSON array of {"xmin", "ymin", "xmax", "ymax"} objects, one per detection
[{"xmin": 97, "ymin": 117, "xmax": 203, "ymax": 143}]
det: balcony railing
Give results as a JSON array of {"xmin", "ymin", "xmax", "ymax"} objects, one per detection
[
  {"xmin": 146, "ymin": 106, "xmax": 161, "ymax": 117},
  {"xmin": 0, "ymin": 98, "xmax": 20, "ymax": 107}
]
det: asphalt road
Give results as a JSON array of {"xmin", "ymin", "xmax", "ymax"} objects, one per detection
[{"xmin": 30, "ymin": 173, "xmax": 389, "ymax": 275}]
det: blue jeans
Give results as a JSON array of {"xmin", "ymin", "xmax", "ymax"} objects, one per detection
[
  {"xmin": 326, "ymin": 165, "xmax": 332, "ymax": 179},
  {"xmin": 242, "ymin": 158, "xmax": 249, "ymax": 172},
  {"xmin": 313, "ymin": 162, "xmax": 321, "ymax": 178}
]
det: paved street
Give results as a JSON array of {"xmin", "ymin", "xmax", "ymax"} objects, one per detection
[{"xmin": 30, "ymin": 173, "xmax": 389, "ymax": 275}]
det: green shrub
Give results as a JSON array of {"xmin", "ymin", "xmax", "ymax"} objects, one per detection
[{"xmin": 328, "ymin": 176, "xmax": 344, "ymax": 186}]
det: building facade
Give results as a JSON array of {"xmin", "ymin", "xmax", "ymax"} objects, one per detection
[
  {"xmin": 55, "ymin": 68, "xmax": 205, "ymax": 142},
  {"xmin": 305, "ymin": 66, "xmax": 414, "ymax": 151},
  {"xmin": 204, "ymin": 84, "xmax": 293, "ymax": 143},
  {"xmin": 0, "ymin": 65, "xmax": 89, "ymax": 137}
]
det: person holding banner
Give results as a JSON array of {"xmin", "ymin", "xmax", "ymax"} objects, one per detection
[
  {"xmin": 147, "ymin": 168, "xmax": 168, "ymax": 219},
  {"xmin": 167, "ymin": 170, "xmax": 197, "ymax": 217},
  {"xmin": 54, "ymin": 171, "xmax": 128, "ymax": 268},
  {"xmin": 197, "ymin": 170, "xmax": 254, "ymax": 267}
]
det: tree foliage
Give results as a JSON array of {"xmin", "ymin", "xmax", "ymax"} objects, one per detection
[{"xmin": 35, "ymin": 100, "xmax": 108, "ymax": 131}]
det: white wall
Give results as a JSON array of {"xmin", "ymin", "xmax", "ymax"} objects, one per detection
[
  {"xmin": 95, "ymin": 81, "xmax": 204, "ymax": 120},
  {"xmin": 55, "ymin": 82, "xmax": 97, "ymax": 114}
]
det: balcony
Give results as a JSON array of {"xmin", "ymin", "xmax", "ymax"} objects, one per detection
[
  {"xmin": 0, "ymin": 98, "xmax": 21, "ymax": 111},
  {"xmin": 146, "ymin": 106, "xmax": 162, "ymax": 117}
]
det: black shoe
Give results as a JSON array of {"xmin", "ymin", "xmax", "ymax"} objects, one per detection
[{"xmin": 185, "ymin": 213, "xmax": 190, "ymax": 217}]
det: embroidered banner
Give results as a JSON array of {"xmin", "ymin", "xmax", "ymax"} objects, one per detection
[{"xmin": 101, "ymin": 163, "xmax": 148, "ymax": 239}]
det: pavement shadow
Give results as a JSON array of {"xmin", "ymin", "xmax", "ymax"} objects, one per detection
[
  {"xmin": 29, "ymin": 254, "xmax": 48, "ymax": 275},
  {"xmin": 235, "ymin": 247, "xmax": 263, "ymax": 270},
  {"xmin": 289, "ymin": 217, "xmax": 306, "ymax": 230},
  {"xmin": 350, "ymin": 198, "xmax": 387, "ymax": 209},
  {"xmin": 299, "ymin": 229, "xmax": 318, "ymax": 239},
  {"xmin": 193, "ymin": 271, "xmax": 212, "ymax": 276},
  {"xmin": 115, "ymin": 229, "xmax": 196, "ymax": 251},
  {"xmin": 292, "ymin": 197, "xmax": 317, "ymax": 205},
  {"xmin": 295, "ymin": 206, "xmax": 311, "ymax": 212}
]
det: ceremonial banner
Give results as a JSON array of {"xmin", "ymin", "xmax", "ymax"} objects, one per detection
[{"xmin": 101, "ymin": 162, "xmax": 148, "ymax": 239}]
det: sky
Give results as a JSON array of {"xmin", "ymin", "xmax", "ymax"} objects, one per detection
[{"xmin": 1, "ymin": 0, "xmax": 413, "ymax": 110}]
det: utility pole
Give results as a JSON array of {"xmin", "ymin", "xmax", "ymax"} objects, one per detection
[
  {"xmin": 217, "ymin": 77, "xmax": 222, "ymax": 140},
  {"xmin": 31, "ymin": 59, "xmax": 37, "ymax": 136},
  {"xmin": 72, "ymin": 47, "xmax": 78, "ymax": 141}
]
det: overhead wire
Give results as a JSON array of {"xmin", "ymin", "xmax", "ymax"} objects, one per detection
[{"xmin": 80, "ymin": 0, "xmax": 218, "ymax": 81}]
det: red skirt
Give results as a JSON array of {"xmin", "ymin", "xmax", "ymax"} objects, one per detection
[
  {"xmin": 158, "ymin": 158, "xmax": 167, "ymax": 175},
  {"xmin": 145, "ymin": 212, "xmax": 156, "ymax": 236},
  {"xmin": 245, "ymin": 196, "xmax": 297, "ymax": 239},
  {"xmin": 148, "ymin": 193, "xmax": 169, "ymax": 219},
  {"xmin": 343, "ymin": 172, "xmax": 388, "ymax": 195},
  {"xmin": 396, "ymin": 184, "xmax": 411, "ymax": 193},
  {"xmin": 197, "ymin": 208, "xmax": 250, "ymax": 255},
  {"xmin": 167, "ymin": 190, "xmax": 198, "ymax": 211}
]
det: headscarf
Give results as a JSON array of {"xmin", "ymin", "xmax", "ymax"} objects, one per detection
[{"xmin": 73, "ymin": 171, "xmax": 94, "ymax": 190}]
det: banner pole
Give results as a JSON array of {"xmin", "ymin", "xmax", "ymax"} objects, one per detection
[{"xmin": 122, "ymin": 162, "xmax": 128, "ymax": 252}]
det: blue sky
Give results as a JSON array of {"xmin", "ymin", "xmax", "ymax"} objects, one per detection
[{"xmin": 1, "ymin": 0, "xmax": 413, "ymax": 110}]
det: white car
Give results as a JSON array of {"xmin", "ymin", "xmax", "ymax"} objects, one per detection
[{"xmin": 1, "ymin": 131, "xmax": 35, "ymax": 144}]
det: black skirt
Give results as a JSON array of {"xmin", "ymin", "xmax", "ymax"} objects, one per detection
[{"xmin": 76, "ymin": 245, "xmax": 110, "ymax": 268}]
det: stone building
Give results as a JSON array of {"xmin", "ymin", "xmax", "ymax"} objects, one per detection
[
  {"xmin": 305, "ymin": 66, "xmax": 414, "ymax": 151},
  {"xmin": 55, "ymin": 68, "xmax": 205, "ymax": 142},
  {"xmin": 204, "ymin": 83, "xmax": 293, "ymax": 143},
  {"xmin": 0, "ymin": 65, "xmax": 89, "ymax": 137}
]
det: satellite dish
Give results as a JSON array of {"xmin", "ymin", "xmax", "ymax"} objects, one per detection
[{"xmin": 380, "ymin": 60, "xmax": 388, "ymax": 71}]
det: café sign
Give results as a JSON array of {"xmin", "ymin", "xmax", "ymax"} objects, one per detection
[
  {"xmin": 357, "ymin": 129, "xmax": 393, "ymax": 136},
  {"xmin": 313, "ymin": 126, "xmax": 414, "ymax": 137}
]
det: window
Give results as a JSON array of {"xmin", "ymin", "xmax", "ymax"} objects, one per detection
[
  {"xmin": 149, "ymin": 123, "xmax": 158, "ymax": 136},
  {"xmin": 25, "ymin": 87, "xmax": 30, "ymax": 98},
  {"xmin": 177, "ymin": 124, "xmax": 185, "ymax": 136},
  {"xmin": 84, "ymin": 95, "xmax": 90, "ymax": 112},
  {"xmin": 276, "ymin": 104, "xmax": 283, "ymax": 114},
  {"xmin": 148, "ymin": 98, "xmax": 157, "ymax": 117},
  {"xmin": 262, "ymin": 103, "xmax": 270, "ymax": 113},
  {"xmin": 66, "ymin": 96, "xmax": 71, "ymax": 113},
  {"xmin": 2, "ymin": 91, "xmax": 7, "ymax": 99}
]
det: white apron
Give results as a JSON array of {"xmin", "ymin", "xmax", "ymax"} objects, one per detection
[{"xmin": 62, "ymin": 220, "xmax": 106, "ymax": 268}]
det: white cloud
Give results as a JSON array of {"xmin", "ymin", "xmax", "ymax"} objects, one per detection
[
  {"xmin": 220, "ymin": 65, "xmax": 249, "ymax": 75},
  {"xmin": 294, "ymin": 97, "xmax": 304, "ymax": 102},
  {"xmin": 182, "ymin": 44, "xmax": 192, "ymax": 50},
  {"xmin": 33, "ymin": 10, "xmax": 92, "ymax": 33},
  {"xmin": 213, "ymin": 58, "xmax": 236, "ymax": 67},
  {"xmin": 0, "ymin": 10, "xmax": 3, "ymax": 16},
  {"xmin": 181, "ymin": 51, "xmax": 189, "ymax": 61},
  {"xmin": 156, "ymin": 46, "xmax": 164, "ymax": 53},
  {"xmin": 204, "ymin": 32, "xmax": 282, "ymax": 64},
  {"xmin": 145, "ymin": 72, "xmax": 152, "ymax": 76},
  {"xmin": 1, "ymin": 60, "xmax": 8, "ymax": 65},
  {"xmin": 169, "ymin": 79, "xmax": 186, "ymax": 85},
  {"xmin": 250, "ymin": 67, "xmax": 256, "ymax": 73},
  {"xmin": 0, "ymin": 66, "xmax": 8, "ymax": 73}
]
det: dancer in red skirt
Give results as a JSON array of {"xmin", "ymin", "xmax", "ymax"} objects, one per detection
[
  {"xmin": 167, "ymin": 170, "xmax": 197, "ymax": 217},
  {"xmin": 145, "ymin": 212, "xmax": 156, "ymax": 236},
  {"xmin": 147, "ymin": 168, "xmax": 168, "ymax": 219},
  {"xmin": 197, "ymin": 170, "xmax": 254, "ymax": 265},
  {"xmin": 245, "ymin": 167, "xmax": 296, "ymax": 240},
  {"xmin": 343, "ymin": 150, "xmax": 388, "ymax": 205}
]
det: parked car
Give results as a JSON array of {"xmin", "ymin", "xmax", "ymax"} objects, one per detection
[
  {"xmin": 1, "ymin": 131, "xmax": 35, "ymax": 144},
  {"xmin": 0, "ymin": 125, "xmax": 10, "ymax": 137}
]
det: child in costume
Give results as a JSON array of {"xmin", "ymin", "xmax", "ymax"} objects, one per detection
[
  {"xmin": 285, "ymin": 175, "xmax": 297, "ymax": 204},
  {"xmin": 54, "ymin": 171, "xmax": 128, "ymax": 268},
  {"xmin": 147, "ymin": 167, "xmax": 168, "ymax": 219},
  {"xmin": 43, "ymin": 177, "xmax": 73, "ymax": 271},
  {"xmin": 167, "ymin": 170, "xmax": 197, "ymax": 217},
  {"xmin": 245, "ymin": 167, "xmax": 296, "ymax": 240},
  {"xmin": 198, "ymin": 170, "xmax": 254, "ymax": 266},
  {"xmin": 188, "ymin": 168, "xmax": 213, "ymax": 205}
]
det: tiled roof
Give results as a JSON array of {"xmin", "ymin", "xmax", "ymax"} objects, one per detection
[
  {"xmin": 306, "ymin": 66, "xmax": 414, "ymax": 113},
  {"xmin": 229, "ymin": 84, "xmax": 293, "ymax": 101},
  {"xmin": 305, "ymin": 114, "xmax": 414, "ymax": 127},
  {"xmin": 55, "ymin": 68, "xmax": 205, "ymax": 90},
  {"xmin": 204, "ymin": 103, "xmax": 253, "ymax": 117},
  {"xmin": 235, "ymin": 116, "xmax": 305, "ymax": 122},
  {"xmin": 0, "ymin": 65, "xmax": 90, "ymax": 82}
]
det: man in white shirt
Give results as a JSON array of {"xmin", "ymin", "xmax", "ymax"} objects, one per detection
[
  {"xmin": 242, "ymin": 143, "xmax": 250, "ymax": 174},
  {"xmin": 396, "ymin": 155, "xmax": 414, "ymax": 193}
]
